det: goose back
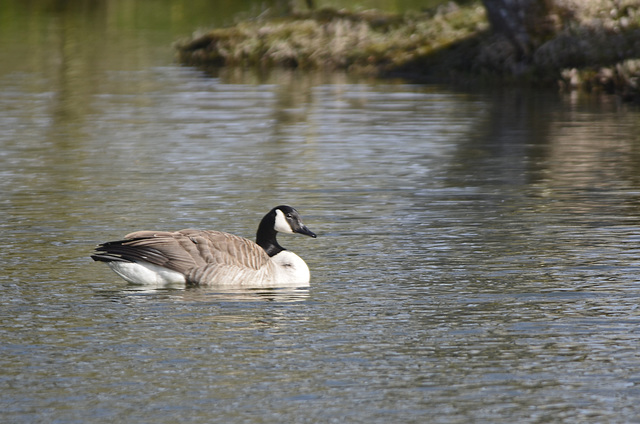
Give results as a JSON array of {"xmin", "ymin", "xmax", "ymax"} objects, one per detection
[{"xmin": 94, "ymin": 229, "xmax": 282, "ymax": 286}]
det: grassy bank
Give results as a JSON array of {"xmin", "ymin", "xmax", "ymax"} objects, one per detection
[
  {"xmin": 176, "ymin": 3, "xmax": 488, "ymax": 74},
  {"xmin": 175, "ymin": 1, "xmax": 640, "ymax": 100}
]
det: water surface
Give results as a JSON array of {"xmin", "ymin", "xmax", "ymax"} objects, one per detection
[{"xmin": 2, "ymin": 1, "xmax": 640, "ymax": 423}]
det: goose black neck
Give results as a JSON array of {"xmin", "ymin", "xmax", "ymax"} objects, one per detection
[{"xmin": 256, "ymin": 214, "xmax": 285, "ymax": 257}]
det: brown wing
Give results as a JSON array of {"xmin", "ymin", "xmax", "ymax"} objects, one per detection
[{"xmin": 115, "ymin": 229, "xmax": 273, "ymax": 285}]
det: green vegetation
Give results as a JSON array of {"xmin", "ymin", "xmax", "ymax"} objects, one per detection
[
  {"xmin": 175, "ymin": 0, "xmax": 640, "ymax": 101},
  {"xmin": 176, "ymin": 3, "xmax": 487, "ymax": 74}
]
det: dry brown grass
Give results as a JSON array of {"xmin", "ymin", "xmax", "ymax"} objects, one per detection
[{"xmin": 176, "ymin": 4, "xmax": 488, "ymax": 74}]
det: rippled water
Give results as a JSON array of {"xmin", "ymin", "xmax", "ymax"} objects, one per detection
[{"xmin": 3, "ymin": 2, "xmax": 640, "ymax": 423}]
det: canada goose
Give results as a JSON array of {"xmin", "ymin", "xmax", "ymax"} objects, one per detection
[{"xmin": 91, "ymin": 206, "xmax": 316, "ymax": 287}]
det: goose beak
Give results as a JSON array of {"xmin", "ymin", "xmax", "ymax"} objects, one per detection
[{"xmin": 296, "ymin": 225, "xmax": 317, "ymax": 238}]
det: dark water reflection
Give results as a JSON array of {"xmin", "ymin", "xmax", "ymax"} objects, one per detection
[{"xmin": 3, "ymin": 2, "xmax": 640, "ymax": 423}]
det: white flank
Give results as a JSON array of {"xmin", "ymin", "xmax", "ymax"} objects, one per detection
[{"xmin": 107, "ymin": 261, "xmax": 186, "ymax": 287}]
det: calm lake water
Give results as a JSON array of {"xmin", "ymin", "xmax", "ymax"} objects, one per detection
[{"xmin": 3, "ymin": 1, "xmax": 640, "ymax": 423}]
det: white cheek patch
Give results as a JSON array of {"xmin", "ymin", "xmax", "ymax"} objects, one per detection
[{"xmin": 274, "ymin": 209, "xmax": 294, "ymax": 233}]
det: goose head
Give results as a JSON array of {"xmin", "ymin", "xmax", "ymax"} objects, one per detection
[
  {"xmin": 256, "ymin": 205, "xmax": 316, "ymax": 256},
  {"xmin": 273, "ymin": 205, "xmax": 316, "ymax": 237}
]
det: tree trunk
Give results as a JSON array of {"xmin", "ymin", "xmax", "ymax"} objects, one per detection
[{"xmin": 481, "ymin": 0, "xmax": 556, "ymax": 59}]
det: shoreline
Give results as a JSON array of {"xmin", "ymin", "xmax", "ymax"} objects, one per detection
[{"xmin": 175, "ymin": 1, "xmax": 640, "ymax": 101}]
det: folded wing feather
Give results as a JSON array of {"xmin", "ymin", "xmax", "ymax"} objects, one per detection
[{"xmin": 115, "ymin": 229, "xmax": 273, "ymax": 285}]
